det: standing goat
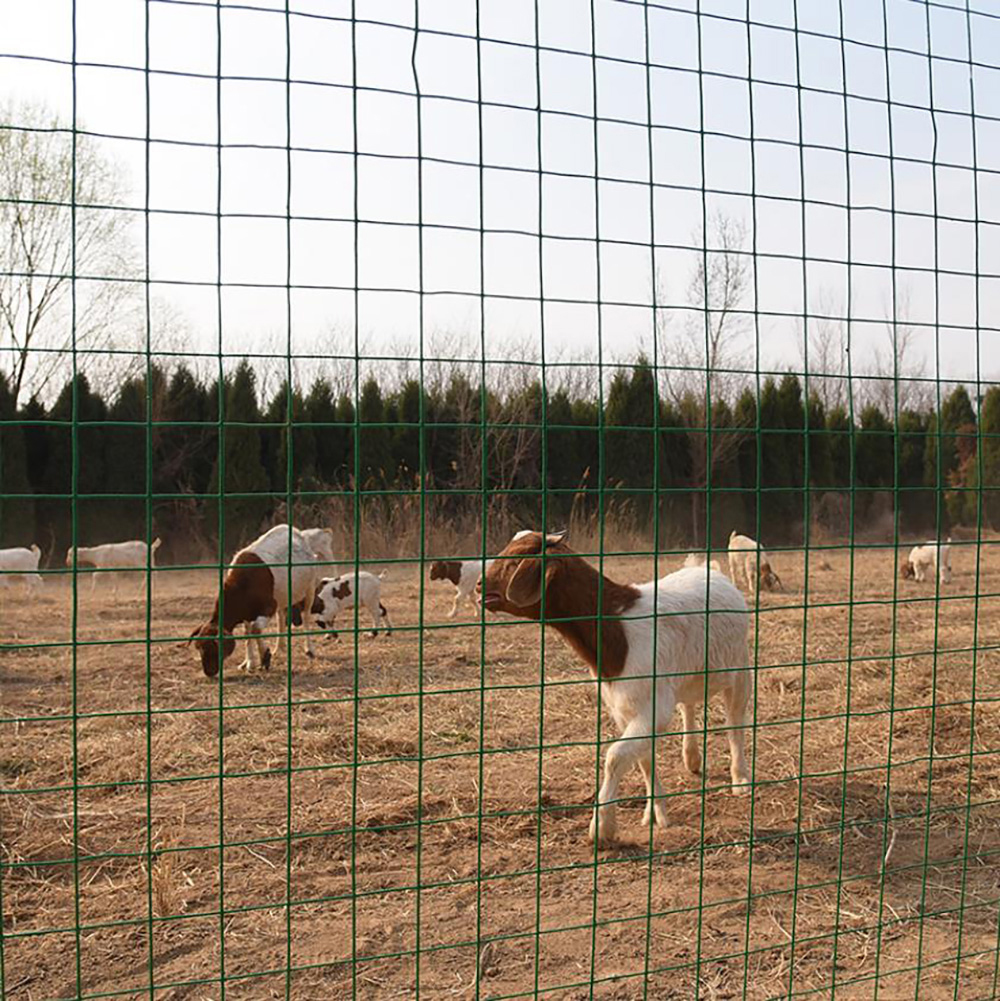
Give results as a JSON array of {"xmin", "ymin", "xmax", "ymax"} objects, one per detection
[
  {"xmin": 310, "ymin": 571, "xmax": 392, "ymax": 638},
  {"xmin": 65, "ymin": 538, "xmax": 162, "ymax": 594},
  {"xmin": 429, "ymin": 559, "xmax": 491, "ymax": 618},
  {"xmin": 480, "ymin": 531, "xmax": 751, "ymax": 847},
  {"xmin": 902, "ymin": 539, "xmax": 952, "ymax": 585},
  {"xmin": 0, "ymin": 544, "xmax": 44, "ymax": 592},
  {"xmin": 189, "ymin": 524, "xmax": 320, "ymax": 677},
  {"xmin": 728, "ymin": 531, "xmax": 782, "ymax": 596}
]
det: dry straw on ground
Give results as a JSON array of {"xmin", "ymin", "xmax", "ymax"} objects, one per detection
[{"xmin": 2, "ymin": 536, "xmax": 999, "ymax": 998}]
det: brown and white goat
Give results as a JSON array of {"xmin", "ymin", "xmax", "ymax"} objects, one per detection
[
  {"xmin": 190, "ymin": 524, "xmax": 320, "ymax": 677},
  {"xmin": 480, "ymin": 531, "xmax": 752, "ymax": 847},
  {"xmin": 429, "ymin": 558, "xmax": 491, "ymax": 618},
  {"xmin": 310, "ymin": 570, "xmax": 392, "ymax": 638}
]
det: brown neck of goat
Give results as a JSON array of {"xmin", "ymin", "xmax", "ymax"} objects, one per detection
[{"xmin": 527, "ymin": 551, "xmax": 640, "ymax": 680}]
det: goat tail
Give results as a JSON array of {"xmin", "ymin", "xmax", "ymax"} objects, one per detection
[
  {"xmin": 30, "ymin": 543, "xmax": 40, "ymax": 556},
  {"xmin": 151, "ymin": 537, "xmax": 163, "ymax": 552},
  {"xmin": 378, "ymin": 569, "xmax": 388, "ymax": 580}
]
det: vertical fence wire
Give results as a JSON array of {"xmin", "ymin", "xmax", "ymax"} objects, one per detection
[{"xmin": 1, "ymin": 1, "xmax": 1000, "ymax": 998}]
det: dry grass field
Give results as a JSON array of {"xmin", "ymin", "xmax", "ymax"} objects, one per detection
[{"xmin": 3, "ymin": 538, "xmax": 1000, "ymax": 1000}]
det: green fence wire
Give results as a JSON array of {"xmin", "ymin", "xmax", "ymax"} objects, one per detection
[{"xmin": 2, "ymin": 0, "xmax": 1000, "ymax": 998}]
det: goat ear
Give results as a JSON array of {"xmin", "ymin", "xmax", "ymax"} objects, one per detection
[
  {"xmin": 545, "ymin": 530, "xmax": 567, "ymax": 547},
  {"xmin": 506, "ymin": 557, "xmax": 544, "ymax": 607}
]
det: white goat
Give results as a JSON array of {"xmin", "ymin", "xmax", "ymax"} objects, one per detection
[
  {"xmin": 682, "ymin": 552, "xmax": 723, "ymax": 574},
  {"xmin": 65, "ymin": 538, "xmax": 162, "ymax": 594},
  {"xmin": 902, "ymin": 539, "xmax": 952, "ymax": 585},
  {"xmin": 482, "ymin": 531, "xmax": 751, "ymax": 848},
  {"xmin": 310, "ymin": 570, "xmax": 392, "ymax": 637},
  {"xmin": 728, "ymin": 531, "xmax": 782, "ymax": 596},
  {"xmin": 301, "ymin": 527, "xmax": 336, "ymax": 564},
  {"xmin": 0, "ymin": 544, "xmax": 44, "ymax": 592}
]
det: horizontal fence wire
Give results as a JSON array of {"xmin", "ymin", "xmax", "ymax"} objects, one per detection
[{"xmin": 2, "ymin": 0, "xmax": 1000, "ymax": 998}]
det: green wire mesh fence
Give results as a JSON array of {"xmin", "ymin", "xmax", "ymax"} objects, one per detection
[{"xmin": 2, "ymin": 0, "xmax": 1000, "ymax": 997}]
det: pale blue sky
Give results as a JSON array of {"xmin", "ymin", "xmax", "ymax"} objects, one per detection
[{"xmin": 2, "ymin": 0, "xmax": 1000, "ymax": 397}]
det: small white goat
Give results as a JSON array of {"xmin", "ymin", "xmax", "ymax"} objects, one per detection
[
  {"xmin": 0, "ymin": 544, "xmax": 43, "ymax": 592},
  {"xmin": 728, "ymin": 531, "xmax": 782, "ymax": 596},
  {"xmin": 65, "ymin": 538, "xmax": 162, "ymax": 594},
  {"xmin": 682, "ymin": 552, "xmax": 723, "ymax": 574},
  {"xmin": 482, "ymin": 531, "xmax": 751, "ymax": 847},
  {"xmin": 301, "ymin": 527, "xmax": 336, "ymax": 564},
  {"xmin": 902, "ymin": 539, "xmax": 952, "ymax": 585},
  {"xmin": 310, "ymin": 570, "xmax": 392, "ymax": 637},
  {"xmin": 429, "ymin": 558, "xmax": 492, "ymax": 617}
]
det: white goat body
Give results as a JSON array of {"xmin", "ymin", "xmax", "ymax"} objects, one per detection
[
  {"xmin": 904, "ymin": 539, "xmax": 952, "ymax": 584},
  {"xmin": 0, "ymin": 544, "xmax": 43, "ymax": 591},
  {"xmin": 482, "ymin": 532, "xmax": 751, "ymax": 847},
  {"xmin": 65, "ymin": 538, "xmax": 161, "ymax": 593},
  {"xmin": 301, "ymin": 527, "xmax": 336, "ymax": 564},
  {"xmin": 311, "ymin": 570, "xmax": 392, "ymax": 637}
]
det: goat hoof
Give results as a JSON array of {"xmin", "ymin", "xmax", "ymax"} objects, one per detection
[
  {"xmin": 237, "ymin": 659, "xmax": 251, "ymax": 673},
  {"xmin": 683, "ymin": 752, "xmax": 702, "ymax": 776},
  {"xmin": 588, "ymin": 811, "xmax": 617, "ymax": 848},
  {"xmin": 261, "ymin": 649, "xmax": 272, "ymax": 670},
  {"xmin": 368, "ymin": 631, "xmax": 377, "ymax": 639},
  {"xmin": 731, "ymin": 778, "xmax": 751, "ymax": 796}
]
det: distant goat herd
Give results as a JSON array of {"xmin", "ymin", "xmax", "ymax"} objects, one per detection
[{"xmin": 0, "ymin": 525, "xmax": 957, "ymax": 845}]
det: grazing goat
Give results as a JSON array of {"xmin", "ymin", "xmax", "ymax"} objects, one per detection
[
  {"xmin": 0, "ymin": 544, "xmax": 43, "ymax": 592},
  {"xmin": 189, "ymin": 524, "xmax": 320, "ymax": 677},
  {"xmin": 429, "ymin": 559, "xmax": 491, "ymax": 618},
  {"xmin": 682, "ymin": 552, "xmax": 723, "ymax": 574},
  {"xmin": 728, "ymin": 531, "xmax": 782, "ymax": 596},
  {"xmin": 311, "ymin": 571, "xmax": 392, "ymax": 638},
  {"xmin": 301, "ymin": 527, "xmax": 336, "ymax": 564},
  {"xmin": 481, "ymin": 530, "xmax": 751, "ymax": 847},
  {"xmin": 902, "ymin": 539, "xmax": 952, "ymax": 585},
  {"xmin": 65, "ymin": 538, "xmax": 162, "ymax": 594}
]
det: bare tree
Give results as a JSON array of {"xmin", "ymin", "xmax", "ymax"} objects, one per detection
[
  {"xmin": 658, "ymin": 212, "xmax": 752, "ymax": 544},
  {"xmin": 870, "ymin": 289, "xmax": 930, "ymax": 415},
  {"xmin": 0, "ymin": 99, "xmax": 138, "ymax": 405},
  {"xmin": 798, "ymin": 290, "xmax": 848, "ymax": 412}
]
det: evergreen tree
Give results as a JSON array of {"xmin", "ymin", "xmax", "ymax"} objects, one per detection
[
  {"xmin": 394, "ymin": 378, "xmax": 423, "ymax": 481},
  {"xmin": 758, "ymin": 377, "xmax": 787, "ymax": 539},
  {"xmin": 733, "ymin": 387, "xmax": 758, "ymax": 532},
  {"xmin": 896, "ymin": 409, "xmax": 932, "ymax": 531},
  {"xmin": 305, "ymin": 378, "xmax": 341, "ymax": 486},
  {"xmin": 0, "ymin": 373, "xmax": 35, "ymax": 547},
  {"xmin": 806, "ymin": 393, "xmax": 832, "ymax": 491},
  {"xmin": 207, "ymin": 361, "xmax": 270, "ymax": 546},
  {"xmin": 40, "ymin": 373, "xmax": 108, "ymax": 553},
  {"xmin": 335, "ymin": 393, "xmax": 356, "ymax": 484},
  {"xmin": 940, "ymin": 385, "xmax": 977, "ymax": 527},
  {"xmin": 777, "ymin": 373, "xmax": 806, "ymax": 532},
  {"xmin": 826, "ymin": 405, "xmax": 852, "ymax": 491},
  {"xmin": 856, "ymin": 403, "xmax": 894, "ymax": 523},
  {"xmin": 604, "ymin": 360, "xmax": 656, "ymax": 519},
  {"xmin": 104, "ymin": 375, "xmax": 148, "ymax": 540},
  {"xmin": 358, "ymin": 376, "xmax": 393, "ymax": 484},
  {"xmin": 980, "ymin": 387, "xmax": 1000, "ymax": 530}
]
